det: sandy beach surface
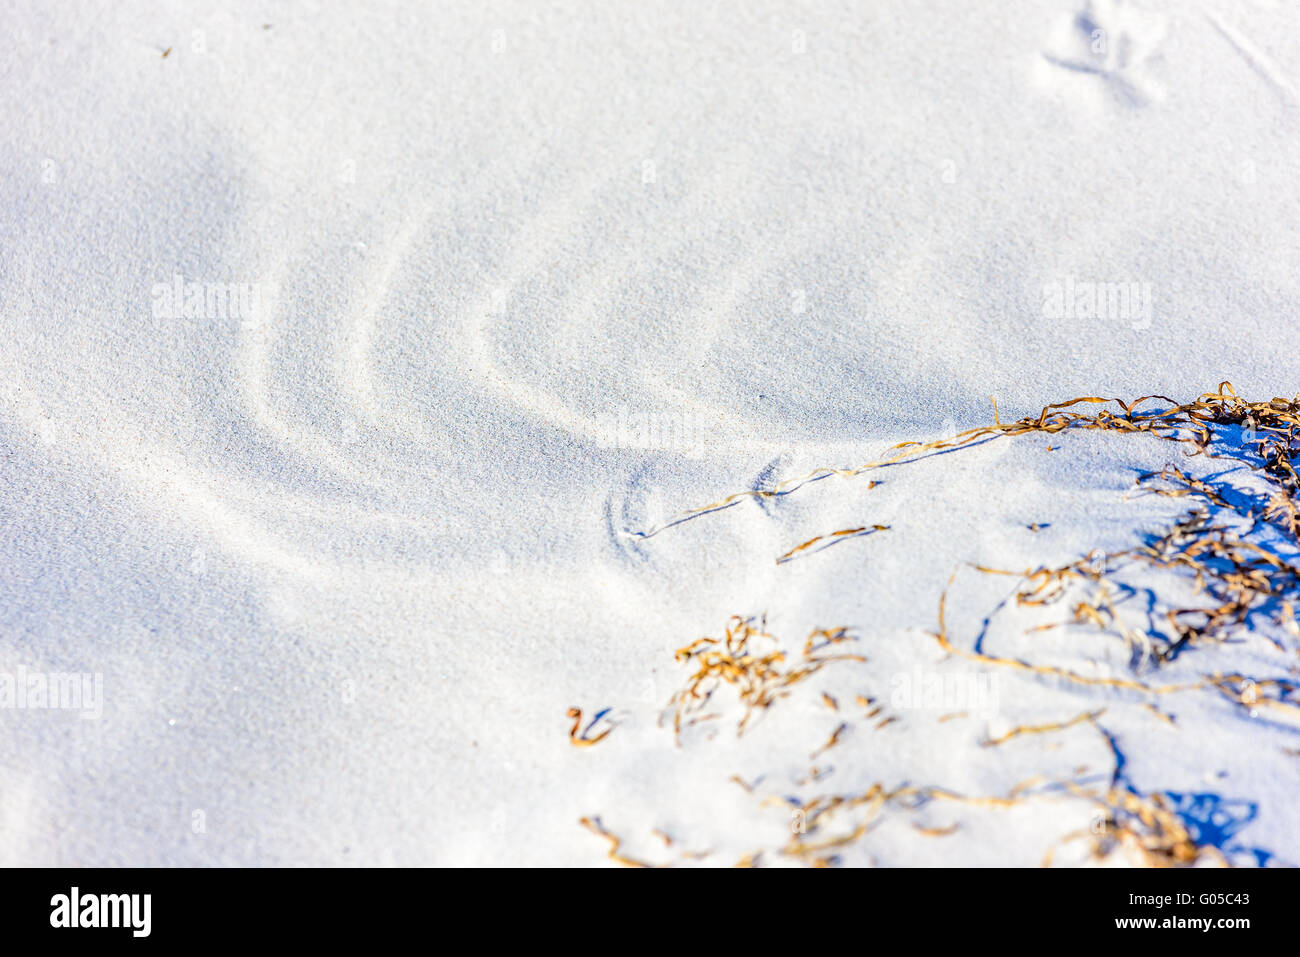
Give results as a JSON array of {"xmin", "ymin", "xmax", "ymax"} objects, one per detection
[{"xmin": 2, "ymin": 1, "xmax": 1299, "ymax": 865}]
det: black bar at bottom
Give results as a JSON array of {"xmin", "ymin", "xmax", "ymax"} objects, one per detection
[{"xmin": 0, "ymin": 865, "xmax": 1281, "ymax": 944}]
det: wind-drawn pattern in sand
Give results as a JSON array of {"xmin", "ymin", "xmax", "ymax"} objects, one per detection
[{"xmin": 572, "ymin": 385, "xmax": 1300, "ymax": 867}]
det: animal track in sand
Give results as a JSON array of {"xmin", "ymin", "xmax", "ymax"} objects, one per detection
[{"xmin": 1042, "ymin": 0, "xmax": 1170, "ymax": 107}]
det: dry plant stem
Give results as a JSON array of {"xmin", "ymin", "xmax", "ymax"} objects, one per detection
[
  {"xmin": 566, "ymin": 707, "xmax": 612, "ymax": 747},
  {"xmin": 776, "ymin": 525, "xmax": 890, "ymax": 564},
  {"xmin": 982, "ymin": 708, "xmax": 1106, "ymax": 747}
]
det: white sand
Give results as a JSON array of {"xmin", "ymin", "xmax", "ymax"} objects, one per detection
[{"xmin": 1, "ymin": 1, "xmax": 1298, "ymax": 865}]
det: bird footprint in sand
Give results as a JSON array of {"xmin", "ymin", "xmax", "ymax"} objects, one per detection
[{"xmin": 1043, "ymin": 0, "xmax": 1169, "ymax": 106}]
